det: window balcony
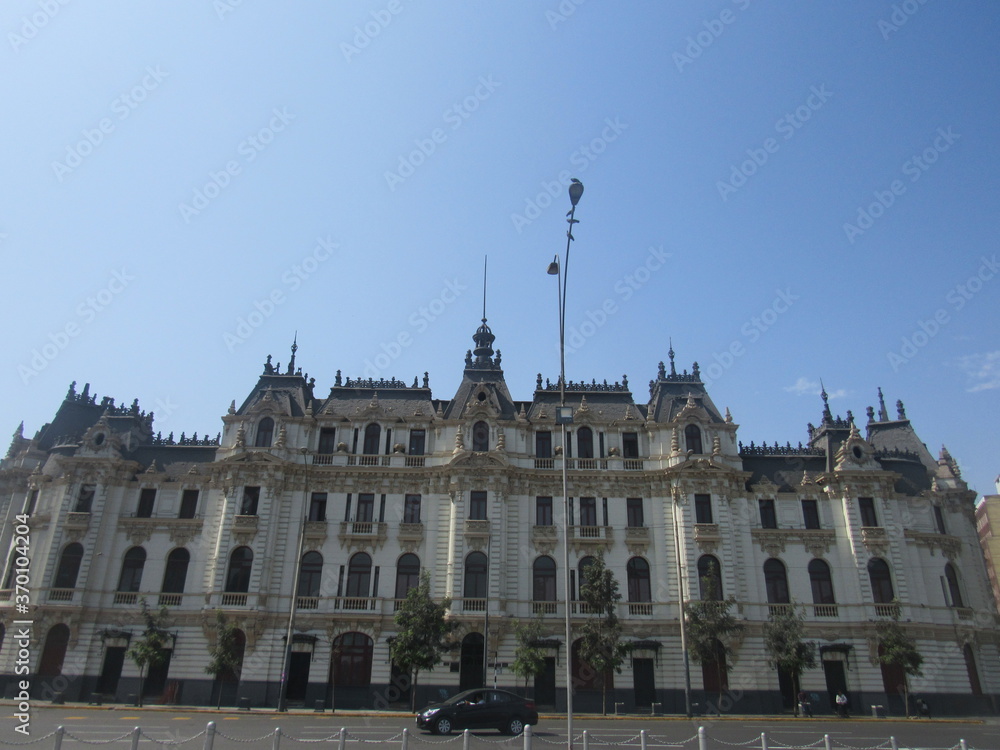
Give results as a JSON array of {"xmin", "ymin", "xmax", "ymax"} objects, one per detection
[
  {"xmin": 220, "ymin": 592, "xmax": 249, "ymax": 607},
  {"xmin": 873, "ymin": 602, "xmax": 901, "ymax": 619},
  {"xmin": 297, "ymin": 596, "xmax": 320, "ymax": 610},
  {"xmin": 113, "ymin": 592, "xmax": 138, "ymax": 605},
  {"xmin": 628, "ymin": 602, "xmax": 653, "ymax": 616},
  {"xmin": 338, "ymin": 521, "xmax": 388, "ymax": 548},
  {"xmin": 336, "ymin": 597, "xmax": 377, "ymax": 611},
  {"xmin": 48, "ymin": 589, "xmax": 75, "ymax": 602},
  {"xmin": 532, "ymin": 601, "xmax": 558, "ymax": 615},
  {"xmin": 158, "ymin": 593, "xmax": 183, "ymax": 607},
  {"xmin": 463, "ymin": 598, "xmax": 487, "ymax": 613},
  {"xmin": 304, "ymin": 520, "xmax": 328, "ymax": 543},
  {"xmin": 812, "ymin": 604, "xmax": 838, "ymax": 618},
  {"xmin": 569, "ymin": 525, "xmax": 613, "ymax": 551},
  {"xmin": 534, "ymin": 458, "xmax": 555, "ymax": 469},
  {"xmin": 464, "ymin": 520, "xmax": 491, "ymax": 538},
  {"xmin": 398, "ymin": 522, "xmax": 424, "ymax": 543},
  {"xmin": 65, "ymin": 512, "xmax": 91, "ymax": 531}
]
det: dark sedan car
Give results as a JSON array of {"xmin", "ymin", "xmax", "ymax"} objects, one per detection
[{"xmin": 416, "ymin": 688, "xmax": 539, "ymax": 735}]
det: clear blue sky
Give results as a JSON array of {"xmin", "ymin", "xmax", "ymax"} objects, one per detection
[{"xmin": 2, "ymin": 2, "xmax": 998, "ymax": 495}]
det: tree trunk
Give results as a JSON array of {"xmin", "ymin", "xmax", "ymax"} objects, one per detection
[
  {"xmin": 902, "ymin": 676, "xmax": 910, "ymax": 718},
  {"xmin": 792, "ymin": 673, "xmax": 800, "ymax": 717},
  {"xmin": 137, "ymin": 666, "xmax": 145, "ymax": 708},
  {"xmin": 602, "ymin": 670, "xmax": 608, "ymax": 715},
  {"xmin": 410, "ymin": 670, "xmax": 419, "ymax": 712}
]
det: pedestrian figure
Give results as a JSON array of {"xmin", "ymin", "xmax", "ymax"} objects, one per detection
[
  {"xmin": 797, "ymin": 690, "xmax": 812, "ymax": 717},
  {"xmin": 916, "ymin": 698, "xmax": 931, "ymax": 719},
  {"xmin": 836, "ymin": 691, "xmax": 848, "ymax": 718}
]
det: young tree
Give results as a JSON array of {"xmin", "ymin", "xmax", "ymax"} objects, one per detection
[
  {"xmin": 875, "ymin": 606, "xmax": 923, "ymax": 717},
  {"xmin": 685, "ymin": 567, "xmax": 744, "ymax": 711},
  {"xmin": 510, "ymin": 618, "xmax": 547, "ymax": 697},
  {"xmin": 204, "ymin": 611, "xmax": 243, "ymax": 708},
  {"xmin": 763, "ymin": 604, "xmax": 816, "ymax": 716},
  {"xmin": 577, "ymin": 552, "xmax": 629, "ymax": 715},
  {"xmin": 390, "ymin": 571, "xmax": 453, "ymax": 711},
  {"xmin": 127, "ymin": 598, "xmax": 171, "ymax": 707}
]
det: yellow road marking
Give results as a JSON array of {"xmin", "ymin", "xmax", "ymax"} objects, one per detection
[
  {"xmin": 171, "ymin": 717, "xmax": 191, "ymax": 720},
  {"xmin": 222, "ymin": 717, "xmax": 239, "ymax": 720},
  {"xmin": 63, "ymin": 716, "xmax": 87, "ymax": 720}
]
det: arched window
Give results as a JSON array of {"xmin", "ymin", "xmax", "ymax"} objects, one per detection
[
  {"xmin": 685, "ymin": 424, "xmax": 703, "ymax": 454},
  {"xmin": 868, "ymin": 558, "xmax": 894, "ymax": 603},
  {"xmin": 362, "ymin": 424, "xmax": 381, "ymax": 455},
  {"xmin": 395, "ymin": 554, "xmax": 420, "ymax": 599},
  {"xmin": 225, "ymin": 547, "xmax": 253, "ymax": 592},
  {"xmin": 763, "ymin": 559, "xmax": 789, "ymax": 604},
  {"xmin": 333, "ymin": 632, "xmax": 373, "ymax": 687},
  {"xmin": 254, "ymin": 417, "xmax": 274, "ymax": 448},
  {"xmin": 53, "ymin": 543, "xmax": 84, "ymax": 589},
  {"xmin": 464, "ymin": 552, "xmax": 488, "ymax": 599},
  {"xmin": 533, "ymin": 556, "xmax": 557, "ymax": 601},
  {"xmin": 161, "ymin": 549, "xmax": 190, "ymax": 594},
  {"xmin": 698, "ymin": 555, "xmax": 723, "ymax": 600},
  {"xmin": 627, "ymin": 558, "xmax": 651, "ymax": 602},
  {"xmin": 576, "ymin": 426, "xmax": 594, "ymax": 459},
  {"xmin": 808, "ymin": 559, "xmax": 835, "ymax": 604},
  {"xmin": 945, "ymin": 563, "xmax": 964, "ymax": 608},
  {"xmin": 346, "ymin": 553, "xmax": 372, "ymax": 598},
  {"xmin": 298, "ymin": 552, "xmax": 323, "ymax": 599},
  {"xmin": 472, "ymin": 421, "xmax": 490, "ymax": 452},
  {"xmin": 117, "ymin": 547, "xmax": 146, "ymax": 592}
]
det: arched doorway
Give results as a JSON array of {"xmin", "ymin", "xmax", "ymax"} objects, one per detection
[
  {"xmin": 459, "ymin": 632, "xmax": 485, "ymax": 692},
  {"xmin": 329, "ymin": 632, "xmax": 374, "ymax": 709}
]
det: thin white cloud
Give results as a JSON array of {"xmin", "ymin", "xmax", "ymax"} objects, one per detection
[
  {"xmin": 784, "ymin": 377, "xmax": 847, "ymax": 399},
  {"xmin": 953, "ymin": 351, "xmax": 1000, "ymax": 393}
]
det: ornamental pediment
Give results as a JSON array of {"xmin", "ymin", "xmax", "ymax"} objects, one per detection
[
  {"xmin": 219, "ymin": 450, "xmax": 290, "ymax": 466},
  {"xmin": 450, "ymin": 451, "xmax": 508, "ymax": 469}
]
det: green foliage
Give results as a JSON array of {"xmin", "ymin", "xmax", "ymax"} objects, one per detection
[
  {"xmin": 685, "ymin": 564, "xmax": 744, "ymax": 705},
  {"xmin": 390, "ymin": 571, "xmax": 453, "ymax": 710},
  {"xmin": 763, "ymin": 604, "xmax": 816, "ymax": 712},
  {"xmin": 127, "ymin": 598, "xmax": 171, "ymax": 707},
  {"xmin": 577, "ymin": 553, "xmax": 629, "ymax": 714},
  {"xmin": 875, "ymin": 604, "xmax": 923, "ymax": 717},
  {"xmin": 204, "ymin": 611, "xmax": 243, "ymax": 708},
  {"xmin": 510, "ymin": 619, "xmax": 547, "ymax": 693}
]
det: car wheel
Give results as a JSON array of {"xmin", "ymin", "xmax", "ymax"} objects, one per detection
[
  {"xmin": 434, "ymin": 717, "xmax": 453, "ymax": 735},
  {"xmin": 505, "ymin": 717, "xmax": 525, "ymax": 736}
]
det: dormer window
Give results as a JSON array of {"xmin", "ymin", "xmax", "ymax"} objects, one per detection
[
  {"xmin": 363, "ymin": 424, "xmax": 381, "ymax": 455},
  {"xmin": 254, "ymin": 417, "xmax": 274, "ymax": 448},
  {"xmin": 576, "ymin": 426, "xmax": 594, "ymax": 458},
  {"xmin": 685, "ymin": 424, "xmax": 703, "ymax": 454},
  {"xmin": 472, "ymin": 421, "xmax": 489, "ymax": 452}
]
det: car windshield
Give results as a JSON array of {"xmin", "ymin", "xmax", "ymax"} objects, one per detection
[{"xmin": 449, "ymin": 690, "xmax": 486, "ymax": 705}]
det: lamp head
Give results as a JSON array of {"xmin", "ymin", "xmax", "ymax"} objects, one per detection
[
  {"xmin": 546, "ymin": 255, "xmax": 560, "ymax": 275},
  {"xmin": 568, "ymin": 178, "xmax": 584, "ymax": 207}
]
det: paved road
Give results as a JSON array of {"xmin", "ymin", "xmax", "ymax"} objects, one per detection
[{"xmin": 1, "ymin": 706, "xmax": 997, "ymax": 750}]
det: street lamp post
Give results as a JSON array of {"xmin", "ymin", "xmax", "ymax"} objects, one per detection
[{"xmin": 548, "ymin": 178, "xmax": 583, "ymax": 750}]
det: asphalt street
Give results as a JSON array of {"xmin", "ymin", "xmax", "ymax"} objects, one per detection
[{"xmin": 1, "ymin": 706, "xmax": 997, "ymax": 750}]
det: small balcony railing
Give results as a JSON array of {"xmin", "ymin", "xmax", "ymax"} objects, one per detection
[
  {"xmin": 405, "ymin": 456, "xmax": 425, "ymax": 467},
  {"xmin": 463, "ymin": 598, "xmax": 487, "ymax": 613},
  {"xmin": 813, "ymin": 604, "xmax": 838, "ymax": 618},
  {"xmin": 48, "ymin": 589, "xmax": 74, "ymax": 602},
  {"xmin": 220, "ymin": 593, "xmax": 248, "ymax": 607},
  {"xmin": 628, "ymin": 602, "xmax": 653, "ymax": 616},
  {"xmin": 874, "ymin": 602, "xmax": 900, "ymax": 618},
  {"xmin": 534, "ymin": 458, "xmax": 555, "ymax": 469},
  {"xmin": 158, "ymin": 593, "xmax": 183, "ymax": 607},
  {"xmin": 113, "ymin": 592, "xmax": 138, "ymax": 605},
  {"xmin": 297, "ymin": 596, "xmax": 319, "ymax": 610},
  {"xmin": 337, "ymin": 597, "xmax": 376, "ymax": 611},
  {"xmin": 532, "ymin": 601, "xmax": 558, "ymax": 615}
]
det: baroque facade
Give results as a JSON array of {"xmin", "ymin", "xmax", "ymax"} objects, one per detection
[{"xmin": 1, "ymin": 320, "xmax": 998, "ymax": 715}]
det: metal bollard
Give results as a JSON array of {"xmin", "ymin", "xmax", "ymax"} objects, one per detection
[
  {"xmin": 130, "ymin": 727, "xmax": 141, "ymax": 750},
  {"xmin": 890, "ymin": 737, "xmax": 898, "ymax": 750},
  {"xmin": 583, "ymin": 729, "xmax": 589, "ymax": 750},
  {"xmin": 204, "ymin": 722, "xmax": 216, "ymax": 750},
  {"xmin": 403, "ymin": 727, "xmax": 410, "ymax": 750},
  {"xmin": 464, "ymin": 728, "xmax": 471, "ymax": 750},
  {"xmin": 272, "ymin": 727, "xmax": 281, "ymax": 750},
  {"xmin": 824, "ymin": 734, "xmax": 831, "ymax": 750},
  {"xmin": 523, "ymin": 724, "xmax": 532, "ymax": 750},
  {"xmin": 339, "ymin": 727, "xmax": 347, "ymax": 750},
  {"xmin": 761, "ymin": 732, "xmax": 769, "ymax": 750},
  {"xmin": 640, "ymin": 729, "xmax": 648, "ymax": 750},
  {"xmin": 698, "ymin": 727, "xmax": 707, "ymax": 750},
  {"xmin": 54, "ymin": 726, "xmax": 65, "ymax": 750}
]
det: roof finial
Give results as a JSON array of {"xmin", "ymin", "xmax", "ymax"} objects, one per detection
[
  {"xmin": 668, "ymin": 339, "xmax": 676, "ymax": 376},
  {"xmin": 820, "ymin": 379, "xmax": 832, "ymax": 423},
  {"xmin": 877, "ymin": 386, "xmax": 888, "ymax": 422},
  {"xmin": 287, "ymin": 332, "xmax": 298, "ymax": 375},
  {"xmin": 482, "ymin": 255, "xmax": 488, "ymax": 321}
]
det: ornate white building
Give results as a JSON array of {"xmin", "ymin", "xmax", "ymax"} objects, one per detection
[{"xmin": 1, "ymin": 321, "xmax": 997, "ymax": 714}]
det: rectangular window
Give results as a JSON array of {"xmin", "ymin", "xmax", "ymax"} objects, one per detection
[
  {"xmin": 535, "ymin": 431, "xmax": 552, "ymax": 458},
  {"xmin": 356, "ymin": 493, "xmax": 375, "ymax": 522},
  {"xmin": 536, "ymin": 497, "xmax": 553, "ymax": 526},
  {"xmin": 470, "ymin": 490, "xmax": 487, "ymax": 520},
  {"xmin": 379, "ymin": 495, "xmax": 386, "ymax": 523},
  {"xmin": 179, "ymin": 489, "xmax": 199, "ymax": 519},
  {"xmin": 802, "ymin": 499, "xmax": 820, "ymax": 530},
  {"xmin": 408, "ymin": 429, "xmax": 426, "ymax": 456},
  {"xmin": 75, "ymin": 484, "xmax": 96, "ymax": 513},
  {"xmin": 627, "ymin": 498, "xmax": 644, "ymax": 528},
  {"xmin": 858, "ymin": 497, "xmax": 878, "ymax": 527},
  {"xmin": 695, "ymin": 494, "xmax": 713, "ymax": 524},
  {"xmin": 934, "ymin": 506, "xmax": 947, "ymax": 534},
  {"xmin": 622, "ymin": 432, "xmax": 639, "ymax": 459},
  {"xmin": 136, "ymin": 488, "xmax": 156, "ymax": 518},
  {"xmin": 579, "ymin": 497, "xmax": 597, "ymax": 527},
  {"xmin": 404, "ymin": 494, "xmax": 421, "ymax": 523},
  {"xmin": 759, "ymin": 498, "xmax": 777, "ymax": 529},
  {"xmin": 318, "ymin": 428, "xmax": 337, "ymax": 454},
  {"xmin": 309, "ymin": 492, "xmax": 328, "ymax": 522},
  {"xmin": 240, "ymin": 486, "xmax": 260, "ymax": 516},
  {"xmin": 24, "ymin": 490, "xmax": 39, "ymax": 516}
]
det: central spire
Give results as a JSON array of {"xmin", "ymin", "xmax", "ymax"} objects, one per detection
[{"xmin": 466, "ymin": 256, "xmax": 501, "ymax": 371}]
